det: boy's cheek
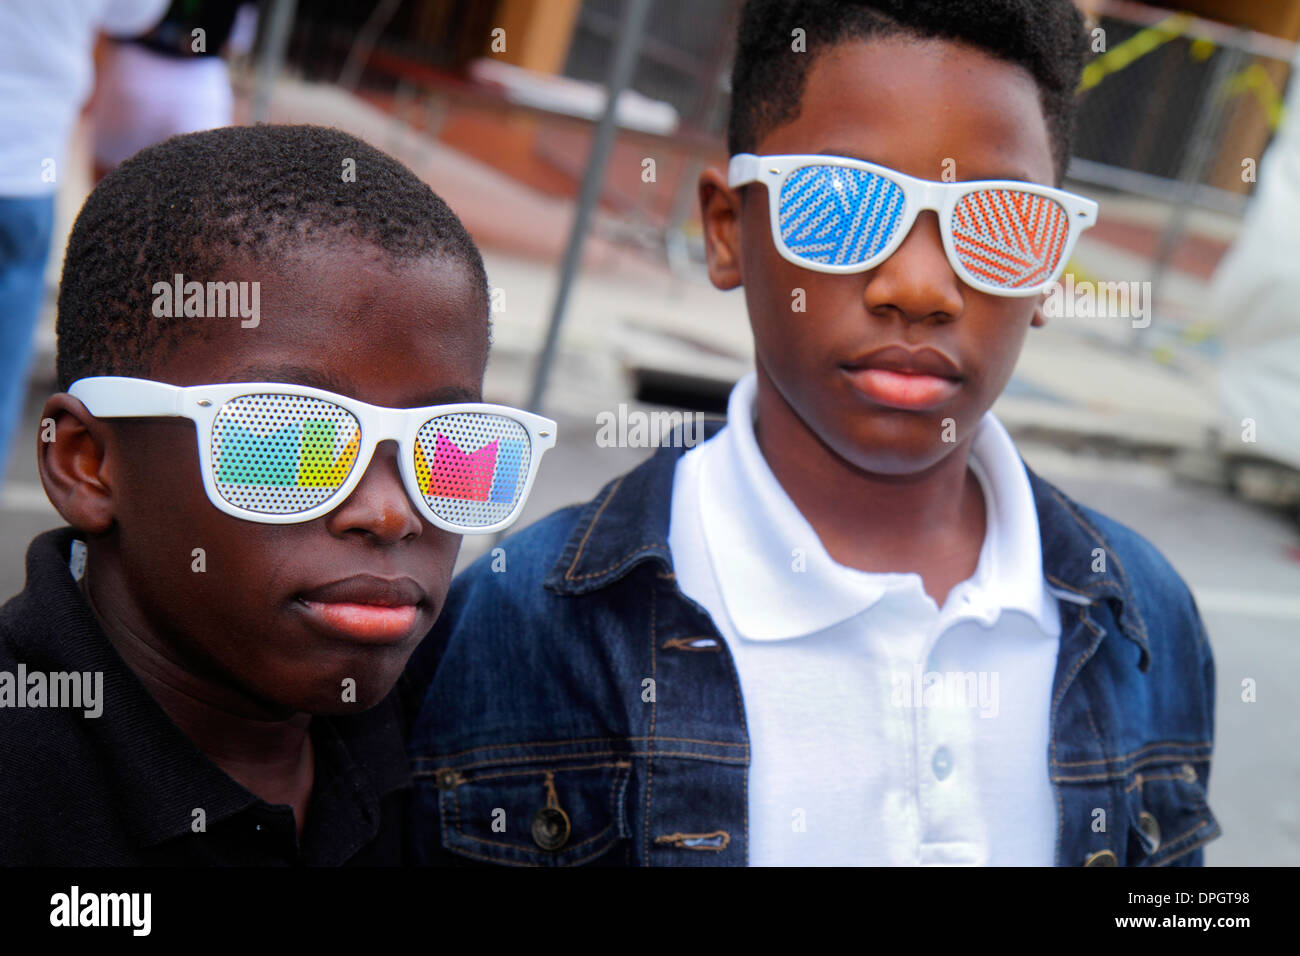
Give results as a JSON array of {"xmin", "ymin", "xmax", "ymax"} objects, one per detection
[
  {"xmin": 169, "ymin": 534, "xmax": 452, "ymax": 710},
  {"xmin": 964, "ymin": 311, "xmax": 1035, "ymax": 398},
  {"xmin": 152, "ymin": 578, "xmax": 422, "ymax": 715}
]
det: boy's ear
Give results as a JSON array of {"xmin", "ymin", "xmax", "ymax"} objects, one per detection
[
  {"xmin": 1030, "ymin": 293, "xmax": 1049, "ymax": 328},
  {"xmin": 37, "ymin": 394, "xmax": 118, "ymax": 534},
  {"xmin": 698, "ymin": 166, "xmax": 743, "ymax": 291}
]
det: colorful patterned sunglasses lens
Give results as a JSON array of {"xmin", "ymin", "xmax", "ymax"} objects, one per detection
[
  {"xmin": 952, "ymin": 188, "xmax": 1070, "ymax": 290},
  {"xmin": 211, "ymin": 395, "xmax": 361, "ymax": 514},
  {"xmin": 414, "ymin": 412, "xmax": 532, "ymax": 529},
  {"xmin": 778, "ymin": 164, "xmax": 906, "ymax": 267}
]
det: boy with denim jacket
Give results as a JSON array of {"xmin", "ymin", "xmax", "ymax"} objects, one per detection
[{"xmin": 408, "ymin": 0, "xmax": 1219, "ymax": 866}]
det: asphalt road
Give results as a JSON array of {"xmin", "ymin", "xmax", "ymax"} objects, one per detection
[{"xmin": 3, "ymin": 386, "xmax": 1296, "ymax": 867}]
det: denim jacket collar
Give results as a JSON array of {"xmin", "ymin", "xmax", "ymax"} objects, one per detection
[
  {"xmin": 543, "ymin": 427, "xmax": 684, "ymax": 596},
  {"xmin": 1027, "ymin": 470, "xmax": 1151, "ymax": 671},
  {"xmin": 545, "ymin": 423, "xmax": 1150, "ymax": 671}
]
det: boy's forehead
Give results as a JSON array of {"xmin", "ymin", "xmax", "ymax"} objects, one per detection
[
  {"xmin": 215, "ymin": 362, "xmax": 480, "ymax": 405},
  {"xmin": 235, "ymin": 240, "xmax": 480, "ymax": 308},
  {"xmin": 147, "ymin": 243, "xmax": 487, "ymax": 405},
  {"xmin": 766, "ymin": 34, "xmax": 1055, "ymax": 184}
]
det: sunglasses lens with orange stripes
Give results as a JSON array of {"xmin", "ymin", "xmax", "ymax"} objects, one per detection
[
  {"xmin": 775, "ymin": 164, "xmax": 1070, "ymax": 294},
  {"xmin": 949, "ymin": 187, "xmax": 1070, "ymax": 291}
]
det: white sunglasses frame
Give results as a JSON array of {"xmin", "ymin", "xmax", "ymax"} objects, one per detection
[
  {"xmin": 728, "ymin": 153, "xmax": 1099, "ymax": 297},
  {"xmin": 67, "ymin": 376, "xmax": 558, "ymax": 534}
]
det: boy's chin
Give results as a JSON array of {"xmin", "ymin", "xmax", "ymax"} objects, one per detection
[
  {"xmin": 306, "ymin": 696, "xmax": 390, "ymax": 716},
  {"xmin": 833, "ymin": 420, "xmax": 968, "ymax": 477},
  {"xmin": 290, "ymin": 685, "xmax": 397, "ymax": 716},
  {"xmin": 266, "ymin": 662, "xmax": 408, "ymax": 716}
]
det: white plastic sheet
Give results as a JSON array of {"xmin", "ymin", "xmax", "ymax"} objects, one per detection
[{"xmin": 1209, "ymin": 53, "xmax": 1300, "ymax": 469}]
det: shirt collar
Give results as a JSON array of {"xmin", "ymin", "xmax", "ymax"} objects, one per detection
[
  {"xmin": 544, "ymin": 390, "xmax": 1148, "ymax": 671},
  {"xmin": 694, "ymin": 372, "xmax": 1057, "ymax": 641}
]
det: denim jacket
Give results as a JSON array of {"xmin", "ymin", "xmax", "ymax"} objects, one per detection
[{"xmin": 407, "ymin": 423, "xmax": 1219, "ymax": 866}]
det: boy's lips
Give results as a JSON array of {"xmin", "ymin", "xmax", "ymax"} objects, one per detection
[
  {"xmin": 294, "ymin": 575, "xmax": 427, "ymax": 644},
  {"xmin": 842, "ymin": 345, "xmax": 963, "ymax": 411}
]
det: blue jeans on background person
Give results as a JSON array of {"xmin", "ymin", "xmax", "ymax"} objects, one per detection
[{"xmin": 0, "ymin": 194, "xmax": 56, "ymax": 484}]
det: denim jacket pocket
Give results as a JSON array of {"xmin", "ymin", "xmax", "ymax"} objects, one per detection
[
  {"xmin": 1124, "ymin": 760, "xmax": 1220, "ymax": 866},
  {"xmin": 423, "ymin": 757, "xmax": 633, "ymax": 866}
]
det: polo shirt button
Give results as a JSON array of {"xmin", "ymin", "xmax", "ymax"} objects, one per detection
[
  {"xmin": 531, "ymin": 807, "xmax": 571, "ymax": 851},
  {"xmin": 932, "ymin": 746, "xmax": 953, "ymax": 780},
  {"xmin": 1083, "ymin": 849, "xmax": 1118, "ymax": 866},
  {"xmin": 1137, "ymin": 811, "xmax": 1161, "ymax": 852}
]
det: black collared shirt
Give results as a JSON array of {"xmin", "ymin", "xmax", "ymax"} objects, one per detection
[{"xmin": 0, "ymin": 529, "xmax": 413, "ymax": 865}]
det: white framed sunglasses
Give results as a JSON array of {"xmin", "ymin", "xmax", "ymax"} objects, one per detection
[
  {"xmin": 728, "ymin": 152, "xmax": 1099, "ymax": 297},
  {"xmin": 67, "ymin": 376, "xmax": 557, "ymax": 534}
]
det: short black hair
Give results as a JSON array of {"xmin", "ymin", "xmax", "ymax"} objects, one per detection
[
  {"xmin": 57, "ymin": 124, "xmax": 488, "ymax": 390},
  {"xmin": 727, "ymin": 0, "xmax": 1089, "ymax": 182}
]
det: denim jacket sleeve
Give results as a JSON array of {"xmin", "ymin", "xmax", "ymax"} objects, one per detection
[{"xmin": 1035, "ymin": 476, "xmax": 1221, "ymax": 867}]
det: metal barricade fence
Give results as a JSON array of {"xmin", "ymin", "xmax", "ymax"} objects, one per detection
[{"xmin": 269, "ymin": 0, "xmax": 1296, "ymax": 339}]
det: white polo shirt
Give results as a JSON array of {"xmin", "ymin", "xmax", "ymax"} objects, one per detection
[{"xmin": 667, "ymin": 373, "xmax": 1064, "ymax": 866}]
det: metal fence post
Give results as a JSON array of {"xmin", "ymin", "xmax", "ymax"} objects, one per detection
[
  {"xmin": 1142, "ymin": 32, "xmax": 1248, "ymax": 347},
  {"xmin": 251, "ymin": 0, "xmax": 299, "ymax": 124},
  {"xmin": 526, "ymin": 0, "xmax": 654, "ymax": 414}
]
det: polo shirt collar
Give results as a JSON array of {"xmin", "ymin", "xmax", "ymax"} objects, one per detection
[
  {"xmin": 695, "ymin": 373, "xmax": 1057, "ymax": 641},
  {"xmin": 544, "ymin": 396, "xmax": 1148, "ymax": 670}
]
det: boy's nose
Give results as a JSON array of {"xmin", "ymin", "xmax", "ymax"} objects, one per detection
[
  {"xmin": 325, "ymin": 441, "xmax": 423, "ymax": 542},
  {"xmin": 861, "ymin": 210, "xmax": 964, "ymax": 323}
]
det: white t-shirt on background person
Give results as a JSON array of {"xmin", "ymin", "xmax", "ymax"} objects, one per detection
[
  {"xmin": 90, "ymin": 41, "xmax": 234, "ymax": 169},
  {"xmin": 0, "ymin": 0, "xmax": 168, "ymax": 196}
]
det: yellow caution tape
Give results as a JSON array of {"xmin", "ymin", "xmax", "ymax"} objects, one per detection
[
  {"xmin": 1078, "ymin": 12, "xmax": 1284, "ymax": 131},
  {"xmin": 1079, "ymin": 13, "xmax": 1191, "ymax": 93},
  {"xmin": 1223, "ymin": 61, "xmax": 1286, "ymax": 129}
]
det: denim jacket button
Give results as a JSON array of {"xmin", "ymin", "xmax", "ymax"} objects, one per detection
[
  {"xmin": 1137, "ymin": 811, "xmax": 1161, "ymax": 852},
  {"xmin": 931, "ymin": 746, "xmax": 953, "ymax": 780},
  {"xmin": 531, "ymin": 807, "xmax": 571, "ymax": 851},
  {"xmin": 1083, "ymin": 849, "xmax": 1118, "ymax": 866}
]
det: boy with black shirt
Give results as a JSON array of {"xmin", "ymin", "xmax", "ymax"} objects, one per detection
[
  {"xmin": 0, "ymin": 124, "xmax": 553, "ymax": 864},
  {"xmin": 408, "ymin": 0, "xmax": 1219, "ymax": 866}
]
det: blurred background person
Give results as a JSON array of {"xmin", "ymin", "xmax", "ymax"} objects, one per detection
[
  {"xmin": 0, "ymin": 0, "xmax": 167, "ymax": 486},
  {"xmin": 90, "ymin": 0, "xmax": 260, "ymax": 181}
]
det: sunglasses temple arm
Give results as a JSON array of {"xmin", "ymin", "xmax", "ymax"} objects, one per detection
[
  {"xmin": 727, "ymin": 153, "xmax": 761, "ymax": 188},
  {"xmin": 67, "ymin": 377, "xmax": 186, "ymax": 418}
]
